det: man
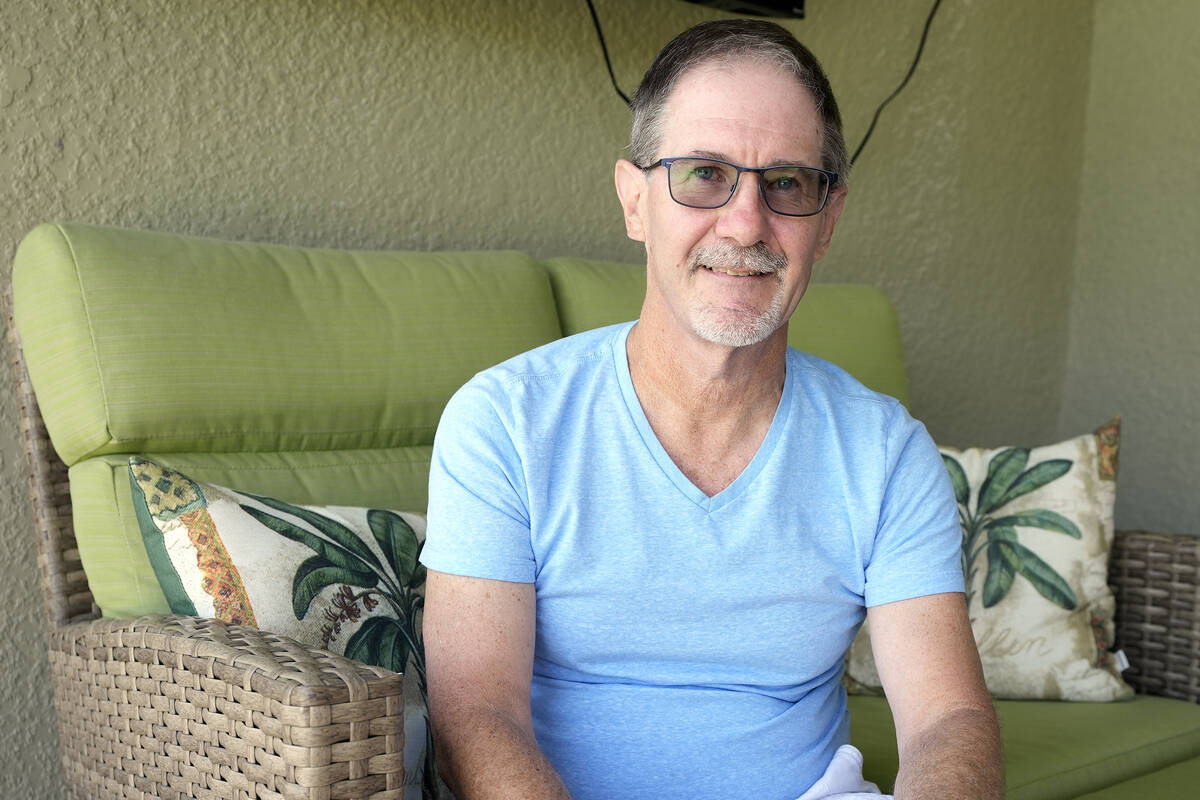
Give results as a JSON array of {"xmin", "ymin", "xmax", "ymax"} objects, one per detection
[{"xmin": 420, "ymin": 19, "xmax": 1001, "ymax": 800}]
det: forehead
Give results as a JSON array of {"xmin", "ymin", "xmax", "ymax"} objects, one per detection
[{"xmin": 658, "ymin": 58, "xmax": 823, "ymax": 165}]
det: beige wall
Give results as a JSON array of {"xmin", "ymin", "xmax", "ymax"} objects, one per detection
[
  {"xmin": 1060, "ymin": 0, "xmax": 1200, "ymax": 532},
  {"xmin": 4, "ymin": 0, "xmax": 1177, "ymax": 795}
]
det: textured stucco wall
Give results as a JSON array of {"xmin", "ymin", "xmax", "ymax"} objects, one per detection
[
  {"xmin": 808, "ymin": 0, "xmax": 1091, "ymax": 448},
  {"xmin": 1060, "ymin": 0, "xmax": 1200, "ymax": 532},
  {"xmin": 1, "ymin": 1, "xmax": 1095, "ymax": 795}
]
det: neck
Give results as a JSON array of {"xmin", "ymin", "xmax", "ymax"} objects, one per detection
[
  {"xmin": 624, "ymin": 317, "xmax": 788, "ymax": 497},
  {"xmin": 626, "ymin": 317, "xmax": 788, "ymax": 420}
]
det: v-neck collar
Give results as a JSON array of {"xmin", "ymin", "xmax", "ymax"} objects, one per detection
[{"xmin": 612, "ymin": 322, "xmax": 794, "ymax": 514}]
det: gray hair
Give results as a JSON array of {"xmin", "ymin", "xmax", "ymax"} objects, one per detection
[{"xmin": 629, "ymin": 19, "xmax": 849, "ymax": 185}]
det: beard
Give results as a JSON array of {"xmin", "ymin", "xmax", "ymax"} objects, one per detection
[{"xmin": 686, "ymin": 241, "xmax": 790, "ymax": 347}]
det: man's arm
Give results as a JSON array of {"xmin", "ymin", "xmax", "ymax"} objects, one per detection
[
  {"xmin": 867, "ymin": 592, "xmax": 1002, "ymax": 800},
  {"xmin": 423, "ymin": 569, "xmax": 571, "ymax": 800}
]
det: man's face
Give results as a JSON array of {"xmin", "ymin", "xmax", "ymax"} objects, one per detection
[{"xmin": 616, "ymin": 58, "xmax": 846, "ymax": 350}]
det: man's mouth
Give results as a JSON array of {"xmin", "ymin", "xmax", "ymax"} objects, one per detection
[
  {"xmin": 689, "ymin": 242, "xmax": 787, "ymax": 278},
  {"xmin": 699, "ymin": 264, "xmax": 773, "ymax": 277}
]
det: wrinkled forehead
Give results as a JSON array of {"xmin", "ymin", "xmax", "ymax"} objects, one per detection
[{"xmin": 658, "ymin": 57, "xmax": 825, "ymax": 162}]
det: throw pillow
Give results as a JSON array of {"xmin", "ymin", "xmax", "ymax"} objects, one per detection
[
  {"xmin": 846, "ymin": 419, "xmax": 1132, "ymax": 701},
  {"xmin": 128, "ymin": 456, "xmax": 432, "ymax": 797}
]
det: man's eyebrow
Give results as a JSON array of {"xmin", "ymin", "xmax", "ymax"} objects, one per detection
[
  {"xmin": 687, "ymin": 149, "xmax": 731, "ymax": 161},
  {"xmin": 685, "ymin": 150, "xmax": 814, "ymax": 168}
]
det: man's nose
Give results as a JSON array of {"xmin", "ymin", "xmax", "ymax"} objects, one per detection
[{"xmin": 714, "ymin": 173, "xmax": 771, "ymax": 246}]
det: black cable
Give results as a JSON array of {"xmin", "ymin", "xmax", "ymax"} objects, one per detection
[
  {"xmin": 850, "ymin": 0, "xmax": 943, "ymax": 166},
  {"xmin": 585, "ymin": 0, "xmax": 631, "ymax": 107},
  {"xmin": 586, "ymin": 0, "xmax": 941, "ymax": 152}
]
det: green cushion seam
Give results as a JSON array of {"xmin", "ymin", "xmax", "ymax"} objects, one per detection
[
  {"xmin": 544, "ymin": 268, "xmax": 569, "ymax": 339},
  {"xmin": 143, "ymin": 456, "xmax": 433, "ymax": 472},
  {"xmin": 96, "ymin": 424, "xmax": 442, "ymax": 439},
  {"xmin": 1008, "ymin": 723, "xmax": 1200, "ymax": 794},
  {"xmin": 79, "ymin": 431, "xmax": 442, "ymax": 462},
  {"xmin": 59, "ymin": 222, "xmax": 115, "ymax": 454}
]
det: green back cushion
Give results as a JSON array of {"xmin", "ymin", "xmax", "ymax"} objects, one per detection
[
  {"xmin": 15, "ymin": 225, "xmax": 910, "ymax": 617},
  {"xmin": 544, "ymin": 257, "xmax": 909, "ymax": 404},
  {"xmin": 13, "ymin": 223, "xmax": 560, "ymax": 463}
]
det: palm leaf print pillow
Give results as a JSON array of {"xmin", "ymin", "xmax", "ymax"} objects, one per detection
[{"xmin": 846, "ymin": 419, "xmax": 1131, "ymax": 701}]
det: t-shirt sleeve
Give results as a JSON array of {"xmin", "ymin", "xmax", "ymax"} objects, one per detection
[
  {"xmin": 420, "ymin": 375, "xmax": 537, "ymax": 583},
  {"xmin": 862, "ymin": 404, "xmax": 964, "ymax": 607}
]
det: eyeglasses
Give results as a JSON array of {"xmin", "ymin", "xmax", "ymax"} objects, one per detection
[{"xmin": 643, "ymin": 157, "xmax": 838, "ymax": 217}]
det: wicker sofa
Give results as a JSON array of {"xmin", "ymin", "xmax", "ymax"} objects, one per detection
[{"xmin": 7, "ymin": 222, "xmax": 1200, "ymax": 799}]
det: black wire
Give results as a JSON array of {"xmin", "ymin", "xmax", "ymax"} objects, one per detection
[
  {"xmin": 585, "ymin": 0, "xmax": 631, "ymax": 107},
  {"xmin": 586, "ymin": 0, "xmax": 941, "ymax": 150},
  {"xmin": 850, "ymin": 0, "xmax": 943, "ymax": 166}
]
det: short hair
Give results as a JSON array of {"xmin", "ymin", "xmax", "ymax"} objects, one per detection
[{"xmin": 629, "ymin": 19, "xmax": 849, "ymax": 185}]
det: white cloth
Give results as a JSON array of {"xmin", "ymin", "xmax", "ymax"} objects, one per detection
[{"xmin": 795, "ymin": 744, "xmax": 890, "ymax": 800}]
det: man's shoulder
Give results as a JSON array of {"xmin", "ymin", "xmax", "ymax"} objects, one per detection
[
  {"xmin": 455, "ymin": 322, "xmax": 629, "ymax": 404},
  {"xmin": 783, "ymin": 348, "xmax": 940, "ymax": 470},
  {"xmin": 786, "ymin": 347, "xmax": 902, "ymax": 413}
]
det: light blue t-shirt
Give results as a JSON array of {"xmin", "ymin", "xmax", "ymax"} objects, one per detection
[{"xmin": 422, "ymin": 322, "xmax": 963, "ymax": 800}]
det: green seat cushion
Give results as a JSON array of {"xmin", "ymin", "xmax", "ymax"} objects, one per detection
[
  {"xmin": 1070, "ymin": 753, "xmax": 1200, "ymax": 798},
  {"xmin": 849, "ymin": 695, "xmax": 1200, "ymax": 799},
  {"xmin": 13, "ymin": 223, "xmax": 562, "ymax": 465},
  {"xmin": 543, "ymin": 257, "xmax": 909, "ymax": 403}
]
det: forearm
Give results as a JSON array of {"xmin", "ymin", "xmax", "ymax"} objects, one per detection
[
  {"xmin": 434, "ymin": 704, "xmax": 571, "ymax": 800},
  {"xmin": 893, "ymin": 705, "xmax": 1003, "ymax": 800}
]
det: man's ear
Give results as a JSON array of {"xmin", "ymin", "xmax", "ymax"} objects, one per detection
[
  {"xmin": 614, "ymin": 159, "xmax": 648, "ymax": 243},
  {"xmin": 813, "ymin": 185, "xmax": 848, "ymax": 262}
]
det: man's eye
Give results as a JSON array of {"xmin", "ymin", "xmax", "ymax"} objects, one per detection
[
  {"xmin": 767, "ymin": 174, "xmax": 805, "ymax": 194},
  {"xmin": 691, "ymin": 165, "xmax": 721, "ymax": 181}
]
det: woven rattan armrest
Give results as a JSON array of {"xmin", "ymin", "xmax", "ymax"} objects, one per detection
[
  {"xmin": 1110, "ymin": 529, "xmax": 1200, "ymax": 703},
  {"xmin": 50, "ymin": 613, "xmax": 405, "ymax": 800}
]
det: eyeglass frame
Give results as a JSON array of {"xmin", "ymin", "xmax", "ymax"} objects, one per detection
[{"xmin": 641, "ymin": 156, "xmax": 839, "ymax": 218}]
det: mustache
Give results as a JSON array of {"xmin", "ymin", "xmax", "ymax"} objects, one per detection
[{"xmin": 687, "ymin": 241, "xmax": 787, "ymax": 274}]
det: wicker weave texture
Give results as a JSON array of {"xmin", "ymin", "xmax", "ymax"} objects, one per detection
[
  {"xmin": 1110, "ymin": 529, "xmax": 1200, "ymax": 703},
  {"xmin": 51, "ymin": 616, "xmax": 406, "ymax": 800},
  {"xmin": 4, "ymin": 283, "xmax": 98, "ymax": 628}
]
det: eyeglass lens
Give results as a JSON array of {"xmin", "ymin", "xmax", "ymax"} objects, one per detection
[{"xmin": 666, "ymin": 158, "xmax": 830, "ymax": 216}]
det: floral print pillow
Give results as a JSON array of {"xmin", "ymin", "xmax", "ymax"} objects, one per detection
[{"xmin": 846, "ymin": 419, "xmax": 1132, "ymax": 701}]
